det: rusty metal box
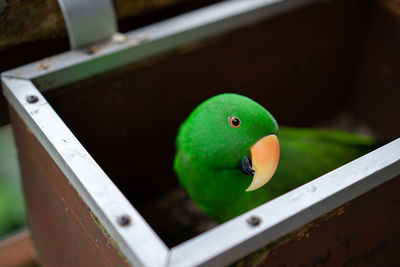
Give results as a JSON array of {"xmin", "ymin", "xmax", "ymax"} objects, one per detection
[{"xmin": 2, "ymin": 0, "xmax": 400, "ymax": 266}]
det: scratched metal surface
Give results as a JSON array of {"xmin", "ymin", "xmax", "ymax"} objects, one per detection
[
  {"xmin": 233, "ymin": 176, "xmax": 400, "ymax": 267},
  {"xmin": 2, "ymin": 0, "xmax": 400, "ymax": 266}
]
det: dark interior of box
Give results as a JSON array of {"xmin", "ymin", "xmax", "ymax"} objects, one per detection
[{"xmin": 43, "ymin": 0, "xmax": 400, "ymax": 247}]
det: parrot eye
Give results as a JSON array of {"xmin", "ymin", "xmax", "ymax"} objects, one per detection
[{"xmin": 229, "ymin": 116, "xmax": 241, "ymax": 128}]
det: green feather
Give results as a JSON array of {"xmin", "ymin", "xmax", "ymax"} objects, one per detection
[{"xmin": 174, "ymin": 94, "xmax": 374, "ymax": 222}]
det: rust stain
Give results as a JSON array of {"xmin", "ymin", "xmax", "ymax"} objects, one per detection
[
  {"xmin": 296, "ymin": 203, "xmax": 349, "ymax": 241},
  {"xmin": 37, "ymin": 62, "xmax": 49, "ymax": 70},
  {"xmin": 89, "ymin": 211, "xmax": 112, "ymax": 240},
  {"xmin": 88, "ymin": 45, "xmax": 100, "ymax": 54},
  {"xmin": 89, "ymin": 211, "xmax": 130, "ymax": 264},
  {"xmin": 321, "ymin": 203, "xmax": 348, "ymax": 220},
  {"xmin": 235, "ymin": 249, "xmax": 271, "ymax": 267},
  {"xmin": 234, "ymin": 203, "xmax": 350, "ymax": 266}
]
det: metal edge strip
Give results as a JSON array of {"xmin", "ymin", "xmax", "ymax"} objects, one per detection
[
  {"xmin": 169, "ymin": 139, "xmax": 400, "ymax": 267},
  {"xmin": 57, "ymin": 0, "xmax": 118, "ymax": 49},
  {"xmin": 3, "ymin": 0, "xmax": 396, "ymax": 266},
  {"xmin": 2, "ymin": 0, "xmax": 319, "ymax": 91},
  {"xmin": 1, "ymin": 77, "xmax": 170, "ymax": 267}
]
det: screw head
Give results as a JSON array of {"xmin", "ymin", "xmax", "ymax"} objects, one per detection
[
  {"xmin": 26, "ymin": 95, "xmax": 39, "ymax": 104},
  {"xmin": 247, "ymin": 215, "xmax": 261, "ymax": 227},
  {"xmin": 117, "ymin": 215, "xmax": 131, "ymax": 226}
]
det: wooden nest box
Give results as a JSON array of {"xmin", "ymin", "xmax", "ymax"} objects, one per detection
[{"xmin": 2, "ymin": 0, "xmax": 400, "ymax": 266}]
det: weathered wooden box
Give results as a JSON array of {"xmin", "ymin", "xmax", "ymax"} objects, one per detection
[{"xmin": 2, "ymin": 0, "xmax": 400, "ymax": 266}]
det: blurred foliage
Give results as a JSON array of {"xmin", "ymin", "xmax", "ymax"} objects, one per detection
[{"xmin": 0, "ymin": 124, "xmax": 26, "ymax": 239}]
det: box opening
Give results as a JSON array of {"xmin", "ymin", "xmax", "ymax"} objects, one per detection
[{"xmin": 39, "ymin": 2, "xmax": 398, "ymax": 247}]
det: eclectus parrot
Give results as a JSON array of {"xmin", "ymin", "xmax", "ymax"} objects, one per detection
[{"xmin": 174, "ymin": 94, "xmax": 374, "ymax": 222}]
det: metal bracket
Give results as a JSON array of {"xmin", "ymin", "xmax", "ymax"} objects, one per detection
[{"xmin": 57, "ymin": 0, "xmax": 118, "ymax": 49}]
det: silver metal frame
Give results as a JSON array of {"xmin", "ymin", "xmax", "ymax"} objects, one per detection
[
  {"xmin": 2, "ymin": 0, "xmax": 317, "ymax": 92},
  {"xmin": 2, "ymin": 0, "xmax": 400, "ymax": 266},
  {"xmin": 57, "ymin": 0, "xmax": 118, "ymax": 49}
]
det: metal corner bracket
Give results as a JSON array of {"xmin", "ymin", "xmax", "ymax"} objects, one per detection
[{"xmin": 57, "ymin": 0, "xmax": 118, "ymax": 49}]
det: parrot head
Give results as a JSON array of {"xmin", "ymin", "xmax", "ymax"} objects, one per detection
[
  {"xmin": 174, "ymin": 93, "xmax": 280, "ymax": 220},
  {"xmin": 174, "ymin": 93, "xmax": 375, "ymax": 222}
]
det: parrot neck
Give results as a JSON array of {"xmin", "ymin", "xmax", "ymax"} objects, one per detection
[{"xmin": 189, "ymin": 167, "xmax": 269, "ymax": 222}]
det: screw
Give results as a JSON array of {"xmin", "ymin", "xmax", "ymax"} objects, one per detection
[
  {"xmin": 247, "ymin": 215, "xmax": 261, "ymax": 227},
  {"xmin": 26, "ymin": 95, "xmax": 39, "ymax": 104},
  {"xmin": 117, "ymin": 215, "xmax": 131, "ymax": 226}
]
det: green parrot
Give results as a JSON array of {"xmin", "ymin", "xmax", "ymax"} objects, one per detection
[{"xmin": 174, "ymin": 93, "xmax": 375, "ymax": 222}]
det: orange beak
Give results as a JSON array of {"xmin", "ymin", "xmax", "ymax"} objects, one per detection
[{"xmin": 245, "ymin": 135, "xmax": 280, "ymax": 192}]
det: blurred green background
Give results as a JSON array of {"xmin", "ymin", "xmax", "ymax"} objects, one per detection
[{"xmin": 0, "ymin": 124, "xmax": 26, "ymax": 240}]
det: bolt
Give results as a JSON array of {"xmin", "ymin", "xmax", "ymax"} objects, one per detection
[
  {"xmin": 26, "ymin": 95, "xmax": 39, "ymax": 104},
  {"xmin": 247, "ymin": 215, "xmax": 261, "ymax": 227},
  {"xmin": 117, "ymin": 215, "xmax": 131, "ymax": 226}
]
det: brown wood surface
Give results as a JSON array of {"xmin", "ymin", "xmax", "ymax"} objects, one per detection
[
  {"xmin": 0, "ymin": 230, "xmax": 38, "ymax": 267},
  {"xmin": 234, "ymin": 176, "xmax": 400, "ymax": 267},
  {"xmin": 9, "ymin": 106, "xmax": 131, "ymax": 267},
  {"xmin": 352, "ymin": 0, "xmax": 400, "ymax": 139}
]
